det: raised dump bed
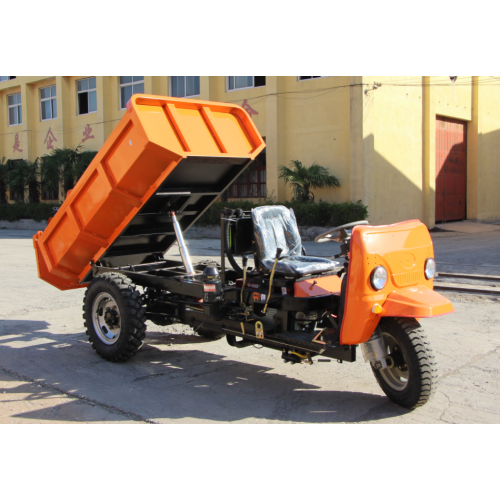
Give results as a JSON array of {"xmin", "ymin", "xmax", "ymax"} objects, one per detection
[{"xmin": 33, "ymin": 94, "xmax": 265, "ymax": 290}]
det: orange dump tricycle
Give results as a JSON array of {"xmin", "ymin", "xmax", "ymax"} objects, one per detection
[{"xmin": 34, "ymin": 95, "xmax": 454, "ymax": 409}]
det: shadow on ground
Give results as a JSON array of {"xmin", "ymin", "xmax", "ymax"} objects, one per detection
[{"xmin": 0, "ymin": 320, "xmax": 409, "ymax": 424}]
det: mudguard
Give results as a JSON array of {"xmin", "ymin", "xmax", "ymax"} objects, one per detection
[{"xmin": 340, "ymin": 220, "xmax": 454, "ymax": 345}]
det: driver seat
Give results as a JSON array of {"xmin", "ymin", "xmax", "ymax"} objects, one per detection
[{"xmin": 251, "ymin": 205, "xmax": 337, "ymax": 277}]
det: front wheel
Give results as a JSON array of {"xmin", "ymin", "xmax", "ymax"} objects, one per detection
[{"xmin": 372, "ymin": 317, "xmax": 438, "ymax": 409}]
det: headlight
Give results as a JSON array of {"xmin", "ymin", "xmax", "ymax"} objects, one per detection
[
  {"xmin": 425, "ymin": 258, "xmax": 436, "ymax": 279},
  {"xmin": 371, "ymin": 266, "xmax": 388, "ymax": 290}
]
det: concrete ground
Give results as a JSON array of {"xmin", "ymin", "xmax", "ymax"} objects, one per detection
[{"xmin": 0, "ymin": 228, "xmax": 499, "ymax": 424}]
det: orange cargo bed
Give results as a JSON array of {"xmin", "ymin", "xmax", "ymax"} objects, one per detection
[{"xmin": 33, "ymin": 95, "xmax": 265, "ymax": 291}]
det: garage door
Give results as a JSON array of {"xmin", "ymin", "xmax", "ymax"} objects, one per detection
[{"xmin": 435, "ymin": 117, "xmax": 467, "ymax": 222}]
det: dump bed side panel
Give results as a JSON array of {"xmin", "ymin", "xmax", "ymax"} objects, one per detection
[{"xmin": 34, "ymin": 95, "xmax": 265, "ymax": 291}]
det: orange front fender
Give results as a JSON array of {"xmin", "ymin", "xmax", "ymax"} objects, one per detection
[{"xmin": 380, "ymin": 286, "xmax": 455, "ymax": 318}]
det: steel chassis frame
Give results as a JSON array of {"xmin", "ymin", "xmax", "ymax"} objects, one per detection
[{"xmin": 89, "ymin": 213, "xmax": 356, "ymax": 363}]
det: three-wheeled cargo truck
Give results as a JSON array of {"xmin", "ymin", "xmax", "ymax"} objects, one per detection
[{"xmin": 34, "ymin": 94, "xmax": 454, "ymax": 409}]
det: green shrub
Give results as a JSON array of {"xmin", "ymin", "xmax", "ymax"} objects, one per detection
[
  {"xmin": 195, "ymin": 199, "xmax": 368, "ymax": 227},
  {"xmin": 0, "ymin": 200, "xmax": 369, "ymax": 228},
  {"xmin": 0, "ymin": 202, "xmax": 61, "ymax": 222}
]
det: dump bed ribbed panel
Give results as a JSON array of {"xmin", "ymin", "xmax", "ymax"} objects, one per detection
[{"xmin": 33, "ymin": 95, "xmax": 265, "ymax": 290}]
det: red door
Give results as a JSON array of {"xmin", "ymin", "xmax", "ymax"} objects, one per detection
[{"xmin": 435, "ymin": 117, "xmax": 467, "ymax": 222}]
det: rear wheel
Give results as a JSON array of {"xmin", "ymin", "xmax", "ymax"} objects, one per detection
[
  {"xmin": 83, "ymin": 273, "xmax": 146, "ymax": 362},
  {"xmin": 372, "ymin": 317, "xmax": 438, "ymax": 409}
]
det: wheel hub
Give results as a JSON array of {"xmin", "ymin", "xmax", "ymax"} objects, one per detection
[
  {"xmin": 379, "ymin": 331, "xmax": 409, "ymax": 391},
  {"xmin": 92, "ymin": 292, "xmax": 121, "ymax": 345}
]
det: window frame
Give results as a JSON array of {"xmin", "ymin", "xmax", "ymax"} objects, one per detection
[
  {"xmin": 40, "ymin": 85, "xmax": 57, "ymax": 121},
  {"xmin": 76, "ymin": 77, "xmax": 97, "ymax": 116},
  {"xmin": 169, "ymin": 76, "xmax": 201, "ymax": 98},
  {"xmin": 119, "ymin": 76, "xmax": 144, "ymax": 110},
  {"xmin": 228, "ymin": 145, "xmax": 266, "ymax": 198},
  {"xmin": 7, "ymin": 93, "xmax": 22, "ymax": 126},
  {"xmin": 298, "ymin": 76, "xmax": 328, "ymax": 81},
  {"xmin": 226, "ymin": 76, "xmax": 266, "ymax": 92}
]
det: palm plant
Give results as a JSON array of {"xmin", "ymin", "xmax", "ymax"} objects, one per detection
[
  {"xmin": 6, "ymin": 159, "xmax": 27, "ymax": 202},
  {"xmin": 41, "ymin": 145, "xmax": 97, "ymax": 199},
  {"xmin": 26, "ymin": 159, "xmax": 41, "ymax": 203},
  {"xmin": 0, "ymin": 157, "xmax": 10, "ymax": 204},
  {"xmin": 278, "ymin": 160, "xmax": 341, "ymax": 202}
]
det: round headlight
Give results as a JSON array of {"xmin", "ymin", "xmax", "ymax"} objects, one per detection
[
  {"xmin": 371, "ymin": 266, "xmax": 388, "ymax": 290},
  {"xmin": 425, "ymin": 258, "xmax": 436, "ymax": 279}
]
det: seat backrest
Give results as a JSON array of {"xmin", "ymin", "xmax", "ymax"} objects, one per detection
[{"xmin": 252, "ymin": 205, "xmax": 302, "ymax": 262}]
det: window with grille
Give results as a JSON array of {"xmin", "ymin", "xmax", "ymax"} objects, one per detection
[
  {"xmin": 228, "ymin": 146, "xmax": 266, "ymax": 198},
  {"xmin": 77, "ymin": 77, "xmax": 96, "ymax": 115},
  {"xmin": 119, "ymin": 76, "xmax": 144, "ymax": 109},
  {"xmin": 40, "ymin": 85, "xmax": 57, "ymax": 120},
  {"xmin": 8, "ymin": 93, "xmax": 22, "ymax": 126},
  {"xmin": 227, "ymin": 76, "xmax": 266, "ymax": 91},
  {"xmin": 171, "ymin": 76, "xmax": 200, "ymax": 97},
  {"xmin": 41, "ymin": 184, "xmax": 59, "ymax": 201}
]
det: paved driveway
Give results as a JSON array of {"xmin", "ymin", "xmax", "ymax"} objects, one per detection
[{"xmin": 0, "ymin": 229, "xmax": 499, "ymax": 423}]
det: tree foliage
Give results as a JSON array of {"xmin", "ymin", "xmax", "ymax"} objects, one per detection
[
  {"xmin": 196, "ymin": 199, "xmax": 368, "ymax": 227},
  {"xmin": 0, "ymin": 157, "xmax": 9, "ymax": 204},
  {"xmin": 41, "ymin": 145, "xmax": 97, "ymax": 198},
  {"xmin": 278, "ymin": 160, "xmax": 340, "ymax": 202},
  {"xmin": 7, "ymin": 158, "xmax": 41, "ymax": 203}
]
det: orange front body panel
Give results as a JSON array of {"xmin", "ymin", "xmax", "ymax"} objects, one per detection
[
  {"xmin": 33, "ymin": 95, "xmax": 265, "ymax": 291},
  {"xmin": 294, "ymin": 275, "xmax": 341, "ymax": 298},
  {"xmin": 339, "ymin": 220, "xmax": 454, "ymax": 345}
]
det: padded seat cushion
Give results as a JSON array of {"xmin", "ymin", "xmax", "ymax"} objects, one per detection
[
  {"xmin": 265, "ymin": 255, "xmax": 338, "ymax": 276},
  {"xmin": 252, "ymin": 205, "xmax": 337, "ymax": 277}
]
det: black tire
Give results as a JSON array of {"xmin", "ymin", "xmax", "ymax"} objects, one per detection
[
  {"xmin": 83, "ymin": 273, "xmax": 146, "ymax": 362},
  {"xmin": 372, "ymin": 317, "xmax": 438, "ymax": 409},
  {"xmin": 196, "ymin": 327, "xmax": 225, "ymax": 340}
]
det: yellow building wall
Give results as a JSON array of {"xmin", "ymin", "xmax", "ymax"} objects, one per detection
[
  {"xmin": 280, "ymin": 76, "xmax": 351, "ymax": 204},
  {"xmin": 0, "ymin": 80, "xmax": 23, "ymax": 163},
  {"xmin": 354, "ymin": 76, "xmax": 476, "ymax": 227},
  {"xmin": 471, "ymin": 81, "xmax": 500, "ymax": 222},
  {"xmin": 1, "ymin": 76, "xmax": 499, "ymax": 226}
]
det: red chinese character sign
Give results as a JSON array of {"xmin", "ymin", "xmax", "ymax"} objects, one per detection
[
  {"xmin": 13, "ymin": 133, "xmax": 23, "ymax": 153},
  {"xmin": 241, "ymin": 99, "xmax": 258, "ymax": 116},
  {"xmin": 82, "ymin": 124, "xmax": 94, "ymax": 143},
  {"xmin": 44, "ymin": 127, "xmax": 57, "ymax": 150}
]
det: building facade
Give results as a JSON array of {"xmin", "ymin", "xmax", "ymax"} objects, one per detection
[{"xmin": 1, "ymin": 75, "xmax": 499, "ymax": 228}]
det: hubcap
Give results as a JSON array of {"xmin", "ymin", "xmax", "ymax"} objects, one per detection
[
  {"xmin": 379, "ymin": 331, "xmax": 409, "ymax": 391},
  {"xmin": 92, "ymin": 292, "xmax": 121, "ymax": 345}
]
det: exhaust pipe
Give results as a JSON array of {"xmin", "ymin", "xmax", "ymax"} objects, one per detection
[{"xmin": 171, "ymin": 211, "xmax": 194, "ymax": 275}]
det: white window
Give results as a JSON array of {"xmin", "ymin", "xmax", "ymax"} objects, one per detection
[
  {"xmin": 8, "ymin": 93, "xmax": 22, "ymax": 126},
  {"xmin": 298, "ymin": 76, "xmax": 324, "ymax": 81},
  {"xmin": 119, "ymin": 76, "xmax": 144, "ymax": 109},
  {"xmin": 77, "ymin": 77, "xmax": 97, "ymax": 115},
  {"xmin": 40, "ymin": 85, "xmax": 57, "ymax": 121},
  {"xmin": 170, "ymin": 76, "xmax": 200, "ymax": 98},
  {"xmin": 227, "ymin": 76, "xmax": 266, "ymax": 91}
]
